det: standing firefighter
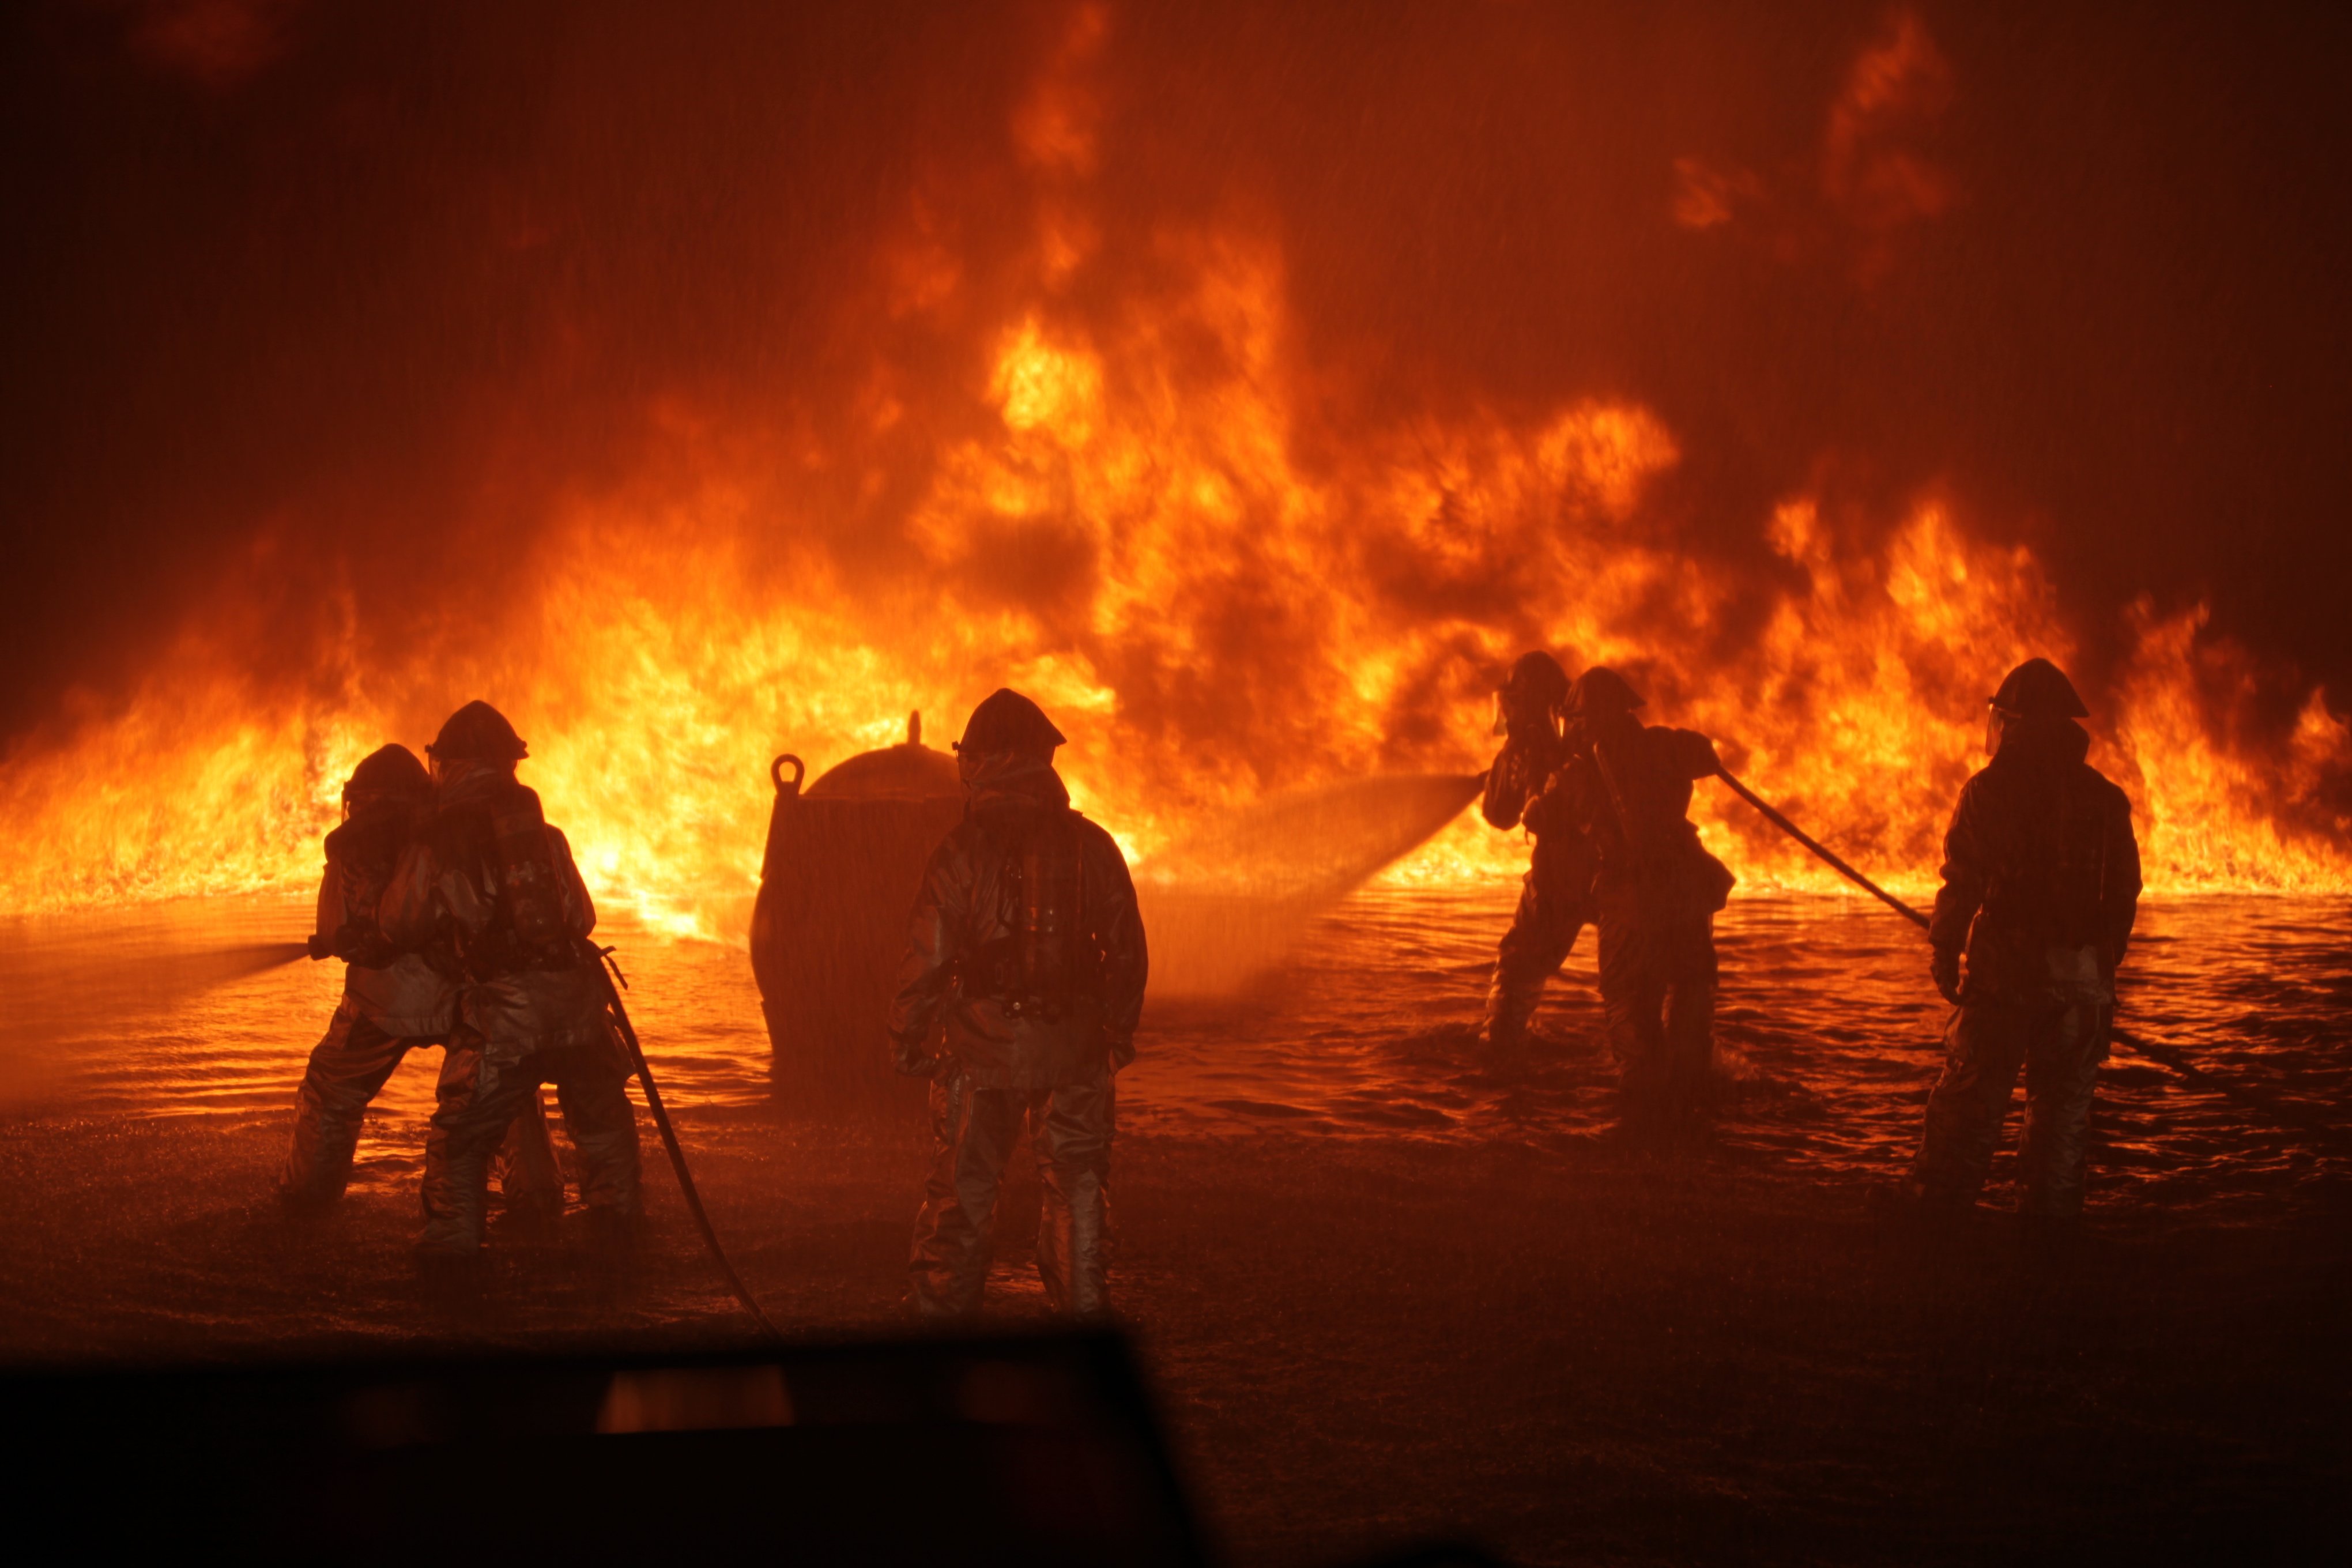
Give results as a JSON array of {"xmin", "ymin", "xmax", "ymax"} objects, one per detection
[
  {"xmin": 1899, "ymin": 658, "xmax": 2141, "ymax": 1229},
  {"xmin": 888, "ymin": 689, "xmax": 1148, "ymax": 1318},
  {"xmin": 1479, "ymin": 651, "xmax": 1599, "ymax": 1051},
  {"xmin": 284, "ymin": 746, "xmax": 444, "ymax": 1204},
  {"xmin": 1560, "ymin": 668, "xmax": 1733, "ymax": 1114},
  {"xmin": 380, "ymin": 702, "xmax": 643, "ymax": 1259},
  {"xmin": 281, "ymin": 745, "xmax": 560, "ymax": 1213}
]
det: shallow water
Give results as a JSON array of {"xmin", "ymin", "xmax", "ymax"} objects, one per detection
[{"xmin": 2, "ymin": 888, "xmax": 2345, "ymax": 1219}]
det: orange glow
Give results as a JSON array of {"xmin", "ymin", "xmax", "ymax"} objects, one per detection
[{"xmin": 2, "ymin": 40, "xmax": 2347, "ymax": 932}]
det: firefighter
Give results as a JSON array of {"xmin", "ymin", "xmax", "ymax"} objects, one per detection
[
  {"xmin": 1478, "ymin": 651, "xmax": 1599, "ymax": 1052},
  {"xmin": 888, "ymin": 688, "xmax": 1148, "ymax": 1318},
  {"xmin": 379, "ymin": 702, "xmax": 642, "ymax": 1259},
  {"xmin": 1556, "ymin": 668, "xmax": 1732, "ymax": 1115},
  {"xmin": 1898, "ymin": 658, "xmax": 2142, "ymax": 1230},
  {"xmin": 280, "ymin": 745, "xmax": 560, "ymax": 1218}
]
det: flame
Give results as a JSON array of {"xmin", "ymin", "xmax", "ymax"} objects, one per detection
[
  {"xmin": 3, "ymin": 15, "xmax": 2348, "ymax": 930},
  {"xmin": 2114, "ymin": 603, "xmax": 2352, "ymax": 891}
]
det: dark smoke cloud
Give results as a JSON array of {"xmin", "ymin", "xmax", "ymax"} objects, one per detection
[
  {"xmin": 122, "ymin": 0, "xmax": 304, "ymax": 89},
  {"xmin": 4, "ymin": 0, "xmax": 2351, "ymax": 755}
]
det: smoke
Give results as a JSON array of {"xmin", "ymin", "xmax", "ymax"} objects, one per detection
[{"xmin": 3, "ymin": 1, "xmax": 2350, "ymax": 907}]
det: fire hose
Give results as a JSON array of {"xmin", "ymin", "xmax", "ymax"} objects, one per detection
[
  {"xmin": 1714, "ymin": 767, "xmax": 2349, "ymax": 1154},
  {"xmin": 589, "ymin": 944, "xmax": 786, "ymax": 1343}
]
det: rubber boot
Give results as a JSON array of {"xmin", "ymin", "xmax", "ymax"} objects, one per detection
[{"xmin": 1482, "ymin": 971, "xmax": 1543, "ymax": 1053}]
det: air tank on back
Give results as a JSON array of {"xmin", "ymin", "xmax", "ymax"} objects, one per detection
[{"xmin": 751, "ymin": 713, "xmax": 964, "ymax": 1114}]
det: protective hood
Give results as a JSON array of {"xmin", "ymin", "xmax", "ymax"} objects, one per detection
[
  {"xmin": 1565, "ymin": 666, "xmax": 1646, "ymax": 719},
  {"xmin": 429, "ymin": 700, "xmax": 529, "ymax": 764},
  {"xmin": 433, "ymin": 756, "xmax": 525, "ymax": 809},
  {"xmin": 1497, "ymin": 650, "xmax": 1570, "ymax": 738},
  {"xmin": 1989, "ymin": 658, "xmax": 2089, "ymax": 719},
  {"xmin": 1989, "ymin": 711, "xmax": 2091, "ymax": 775},
  {"xmin": 956, "ymin": 688, "xmax": 1066, "ymax": 758},
  {"xmin": 344, "ymin": 743, "xmax": 429, "ymax": 804},
  {"xmin": 959, "ymin": 748, "xmax": 1071, "ymax": 809}
]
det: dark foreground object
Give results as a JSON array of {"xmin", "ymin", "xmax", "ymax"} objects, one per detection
[
  {"xmin": 2, "ymin": 1102, "xmax": 2347, "ymax": 1564},
  {"xmin": 1, "ymin": 1330, "xmax": 1203, "ymax": 1565}
]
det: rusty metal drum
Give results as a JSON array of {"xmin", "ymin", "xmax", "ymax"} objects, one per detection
[{"xmin": 751, "ymin": 714, "xmax": 964, "ymax": 1113}]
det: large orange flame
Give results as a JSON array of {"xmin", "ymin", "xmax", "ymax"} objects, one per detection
[{"xmin": 2, "ymin": 12, "xmax": 2346, "ymax": 930}]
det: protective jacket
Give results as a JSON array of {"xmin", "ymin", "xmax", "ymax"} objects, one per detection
[
  {"xmin": 1928, "ymin": 714, "xmax": 2141, "ymax": 1003},
  {"xmin": 1561, "ymin": 717, "xmax": 1732, "ymax": 920},
  {"xmin": 888, "ymin": 757, "xmax": 1147, "ymax": 1088},
  {"xmin": 378, "ymin": 768, "xmax": 610, "ymax": 1058},
  {"xmin": 315, "ymin": 805, "xmax": 454, "ymax": 1038},
  {"xmin": 1484, "ymin": 729, "xmax": 1599, "ymax": 909},
  {"xmin": 1479, "ymin": 725, "xmax": 1600, "ymax": 1049}
]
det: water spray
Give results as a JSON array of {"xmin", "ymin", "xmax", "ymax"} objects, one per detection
[
  {"xmin": 1715, "ymin": 767, "xmax": 2349, "ymax": 1154},
  {"xmin": 123, "ymin": 938, "xmax": 317, "ymax": 988}
]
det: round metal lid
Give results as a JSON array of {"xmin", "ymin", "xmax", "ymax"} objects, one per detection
[{"xmin": 804, "ymin": 712, "xmax": 962, "ymax": 801}]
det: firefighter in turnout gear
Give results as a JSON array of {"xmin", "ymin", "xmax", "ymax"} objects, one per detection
[
  {"xmin": 1479, "ymin": 651, "xmax": 1599, "ymax": 1051},
  {"xmin": 379, "ymin": 702, "xmax": 643, "ymax": 1257},
  {"xmin": 1901, "ymin": 658, "xmax": 2142, "ymax": 1226},
  {"xmin": 1555, "ymin": 668, "xmax": 1732, "ymax": 1115},
  {"xmin": 888, "ymin": 689, "xmax": 1149, "ymax": 1318},
  {"xmin": 280, "ymin": 745, "xmax": 561, "ymax": 1215}
]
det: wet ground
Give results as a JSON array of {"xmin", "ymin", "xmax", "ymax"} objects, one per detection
[
  {"xmin": 2, "ymin": 887, "xmax": 2348, "ymax": 1562},
  {"xmin": 10, "ymin": 887, "xmax": 2347, "ymax": 1217}
]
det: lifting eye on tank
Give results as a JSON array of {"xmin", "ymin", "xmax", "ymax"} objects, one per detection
[{"xmin": 752, "ymin": 721, "xmax": 964, "ymax": 1113}]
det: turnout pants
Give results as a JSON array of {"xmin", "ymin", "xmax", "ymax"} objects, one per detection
[
  {"xmin": 909, "ymin": 1066, "xmax": 1114, "ymax": 1318},
  {"xmin": 283, "ymin": 1005, "xmax": 425, "ymax": 1204},
  {"xmin": 1483, "ymin": 874, "xmax": 1589, "ymax": 1047},
  {"xmin": 420, "ymin": 1034, "xmax": 642, "ymax": 1253},
  {"xmin": 1597, "ymin": 907, "xmax": 1717, "ymax": 1108},
  {"xmin": 283, "ymin": 1000, "xmax": 561, "ymax": 1211},
  {"xmin": 1911, "ymin": 997, "xmax": 2108, "ymax": 1218}
]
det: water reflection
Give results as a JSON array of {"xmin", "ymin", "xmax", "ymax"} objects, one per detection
[{"xmin": 2, "ymin": 888, "xmax": 2343, "ymax": 1218}]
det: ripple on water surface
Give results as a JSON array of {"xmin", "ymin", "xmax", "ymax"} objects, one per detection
[{"xmin": 2, "ymin": 887, "xmax": 2344, "ymax": 1218}]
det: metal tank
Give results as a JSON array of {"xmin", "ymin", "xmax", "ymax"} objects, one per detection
[{"xmin": 751, "ymin": 713, "xmax": 964, "ymax": 1114}]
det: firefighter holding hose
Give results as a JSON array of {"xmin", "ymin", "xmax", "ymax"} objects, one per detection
[
  {"xmin": 1477, "ymin": 651, "xmax": 1598, "ymax": 1053},
  {"xmin": 1557, "ymin": 668, "xmax": 1734, "ymax": 1117},
  {"xmin": 1477, "ymin": 657, "xmax": 1729, "ymax": 1111},
  {"xmin": 280, "ymin": 744, "xmax": 561, "ymax": 1219},
  {"xmin": 1891, "ymin": 658, "xmax": 2142, "ymax": 1233},
  {"xmin": 379, "ymin": 702, "xmax": 643, "ymax": 1263},
  {"xmin": 888, "ymin": 688, "xmax": 1148, "ymax": 1319},
  {"xmin": 281, "ymin": 744, "xmax": 452, "ymax": 1208}
]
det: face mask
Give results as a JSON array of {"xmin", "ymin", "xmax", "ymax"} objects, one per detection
[{"xmin": 1985, "ymin": 707, "xmax": 2011, "ymax": 757}]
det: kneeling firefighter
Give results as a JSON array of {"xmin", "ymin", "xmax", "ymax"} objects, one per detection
[
  {"xmin": 1901, "ymin": 658, "xmax": 2141, "ymax": 1227},
  {"xmin": 888, "ymin": 689, "xmax": 1148, "ymax": 1318},
  {"xmin": 379, "ymin": 702, "xmax": 643, "ymax": 1257},
  {"xmin": 1479, "ymin": 651, "xmax": 1600, "ymax": 1050},
  {"xmin": 281, "ymin": 745, "xmax": 560, "ymax": 1214},
  {"xmin": 1558, "ymin": 668, "xmax": 1733, "ymax": 1111}
]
